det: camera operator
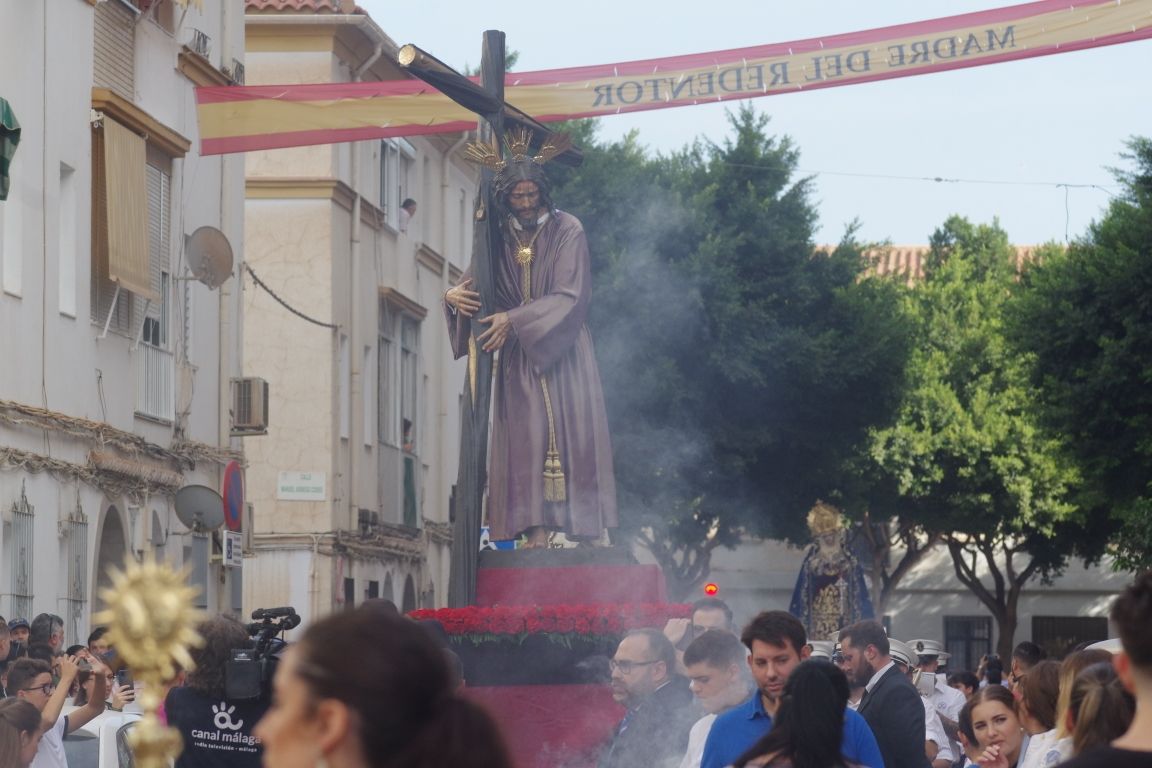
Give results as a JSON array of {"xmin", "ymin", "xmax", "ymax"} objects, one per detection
[{"xmin": 166, "ymin": 616, "xmax": 268, "ymax": 768}]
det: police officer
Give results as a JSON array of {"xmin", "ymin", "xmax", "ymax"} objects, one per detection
[{"xmin": 891, "ymin": 639, "xmax": 955, "ymax": 768}]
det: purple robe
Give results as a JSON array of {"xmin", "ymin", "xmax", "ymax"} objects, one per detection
[{"xmin": 446, "ymin": 210, "xmax": 618, "ymax": 540}]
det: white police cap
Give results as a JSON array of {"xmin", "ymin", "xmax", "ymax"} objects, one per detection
[
  {"xmin": 888, "ymin": 638, "xmax": 916, "ymax": 667},
  {"xmin": 911, "ymin": 638, "xmax": 951, "ymax": 662},
  {"xmin": 809, "ymin": 641, "xmax": 834, "ymax": 660}
]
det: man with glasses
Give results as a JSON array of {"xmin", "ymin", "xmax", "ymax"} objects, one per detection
[
  {"xmin": 600, "ymin": 628, "xmax": 698, "ymax": 768},
  {"xmin": 8, "ymin": 654, "xmax": 109, "ymax": 768}
]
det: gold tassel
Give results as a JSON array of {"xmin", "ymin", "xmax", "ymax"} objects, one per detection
[
  {"xmin": 540, "ymin": 379, "xmax": 566, "ymax": 502},
  {"xmin": 543, "ymin": 448, "xmax": 566, "ymax": 502}
]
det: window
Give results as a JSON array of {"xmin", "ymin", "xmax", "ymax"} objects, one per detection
[
  {"xmin": 401, "ymin": 316, "xmax": 419, "ymax": 453},
  {"xmin": 59, "ymin": 163, "xmax": 77, "ymax": 316},
  {"xmin": 379, "ymin": 138, "xmax": 414, "ymax": 230},
  {"xmin": 92, "ymin": 117, "xmax": 158, "ymax": 334},
  {"xmin": 377, "ymin": 307, "xmax": 395, "ymax": 445},
  {"xmin": 140, "ymin": 270, "xmax": 169, "ymax": 346},
  {"xmin": 94, "ymin": 0, "xmax": 135, "ymax": 101},
  {"xmin": 63, "ymin": 502, "xmax": 89, "ymax": 646},
  {"xmin": 380, "ymin": 140, "xmax": 399, "ymax": 229},
  {"xmin": 3, "ymin": 485, "xmax": 35, "ymax": 622},
  {"xmin": 377, "ymin": 298, "xmax": 423, "ymax": 527},
  {"xmin": 339, "ymin": 334, "xmax": 350, "ymax": 440},
  {"xmin": 134, "ymin": 153, "xmax": 174, "ymax": 421},
  {"xmin": 362, "ymin": 345, "xmax": 374, "ymax": 447},
  {"xmin": 140, "ymin": 155, "xmax": 171, "ymax": 348},
  {"xmin": 1032, "ymin": 616, "xmax": 1109, "ymax": 659},
  {"xmin": 88, "ymin": 92, "xmax": 189, "ymax": 341},
  {"xmin": 0, "ymin": 172, "xmax": 22, "ymax": 297},
  {"xmin": 944, "ymin": 616, "xmax": 993, "ymax": 675},
  {"xmin": 343, "ymin": 577, "xmax": 355, "ymax": 610}
]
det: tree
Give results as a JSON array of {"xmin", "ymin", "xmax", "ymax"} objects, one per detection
[
  {"xmin": 869, "ymin": 216, "xmax": 1085, "ymax": 657},
  {"xmin": 548, "ymin": 109, "xmax": 911, "ymax": 598},
  {"xmin": 1009, "ymin": 137, "xmax": 1152, "ymax": 571}
]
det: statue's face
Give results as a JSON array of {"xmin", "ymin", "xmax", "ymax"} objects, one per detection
[
  {"xmin": 508, "ymin": 181, "xmax": 543, "ymax": 228},
  {"xmin": 817, "ymin": 531, "xmax": 840, "ymax": 551}
]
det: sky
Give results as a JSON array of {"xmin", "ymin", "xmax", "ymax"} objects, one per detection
[{"xmin": 356, "ymin": 0, "xmax": 1150, "ymax": 246}]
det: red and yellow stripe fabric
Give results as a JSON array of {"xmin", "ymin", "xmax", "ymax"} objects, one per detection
[{"xmin": 197, "ymin": 0, "xmax": 1152, "ymax": 155}]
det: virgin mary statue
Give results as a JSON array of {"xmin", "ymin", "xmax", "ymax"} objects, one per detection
[{"xmin": 789, "ymin": 501, "xmax": 874, "ymax": 640}]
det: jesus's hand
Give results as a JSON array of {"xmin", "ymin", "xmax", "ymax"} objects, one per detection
[
  {"xmin": 477, "ymin": 312, "xmax": 512, "ymax": 352},
  {"xmin": 446, "ymin": 279, "xmax": 482, "ymax": 317}
]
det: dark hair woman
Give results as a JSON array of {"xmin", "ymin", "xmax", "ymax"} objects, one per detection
[
  {"xmin": 253, "ymin": 607, "xmax": 513, "ymax": 768},
  {"xmin": 0, "ymin": 698, "xmax": 43, "ymax": 768},
  {"xmin": 1015, "ymin": 660, "xmax": 1061, "ymax": 768},
  {"xmin": 733, "ymin": 659, "xmax": 852, "ymax": 768}
]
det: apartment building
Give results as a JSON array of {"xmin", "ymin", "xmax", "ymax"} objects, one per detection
[
  {"xmin": 0, "ymin": 0, "xmax": 248, "ymax": 642},
  {"xmin": 241, "ymin": 0, "xmax": 474, "ymax": 624}
]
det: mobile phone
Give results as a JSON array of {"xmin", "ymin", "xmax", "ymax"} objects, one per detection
[{"xmin": 116, "ymin": 668, "xmax": 134, "ymax": 688}]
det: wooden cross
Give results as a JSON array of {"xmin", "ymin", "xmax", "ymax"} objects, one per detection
[{"xmin": 399, "ymin": 32, "xmax": 581, "ymax": 606}]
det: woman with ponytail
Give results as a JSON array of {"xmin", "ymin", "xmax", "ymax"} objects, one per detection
[
  {"xmin": 253, "ymin": 607, "xmax": 513, "ymax": 768},
  {"xmin": 1064, "ymin": 662, "xmax": 1135, "ymax": 757},
  {"xmin": 733, "ymin": 660, "xmax": 854, "ymax": 768}
]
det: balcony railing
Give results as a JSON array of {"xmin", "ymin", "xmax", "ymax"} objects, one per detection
[{"xmin": 136, "ymin": 343, "xmax": 174, "ymax": 421}]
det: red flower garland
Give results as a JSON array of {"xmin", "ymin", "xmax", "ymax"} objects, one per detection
[{"xmin": 408, "ymin": 603, "xmax": 692, "ymax": 645}]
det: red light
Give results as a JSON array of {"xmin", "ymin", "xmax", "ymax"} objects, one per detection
[{"xmin": 704, "ymin": 583, "xmax": 719, "ymax": 595}]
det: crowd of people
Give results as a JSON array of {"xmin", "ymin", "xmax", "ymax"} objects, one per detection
[
  {"xmin": 599, "ymin": 570, "xmax": 1152, "ymax": 768},
  {"xmin": 0, "ymin": 570, "xmax": 1148, "ymax": 768},
  {"xmin": 0, "ymin": 605, "xmax": 510, "ymax": 768}
]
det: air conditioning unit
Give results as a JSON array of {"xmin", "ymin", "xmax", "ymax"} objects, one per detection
[{"xmin": 231, "ymin": 377, "xmax": 269, "ymax": 434}]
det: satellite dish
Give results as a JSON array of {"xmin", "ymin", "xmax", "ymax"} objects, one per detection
[
  {"xmin": 185, "ymin": 226, "xmax": 234, "ymax": 289},
  {"xmin": 174, "ymin": 484, "xmax": 226, "ymax": 532}
]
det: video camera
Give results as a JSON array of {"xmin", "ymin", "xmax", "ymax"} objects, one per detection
[{"xmin": 225, "ymin": 606, "xmax": 300, "ymax": 700}]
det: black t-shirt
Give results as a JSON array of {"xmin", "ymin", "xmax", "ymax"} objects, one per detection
[
  {"xmin": 1058, "ymin": 746, "xmax": 1152, "ymax": 768},
  {"xmin": 166, "ymin": 686, "xmax": 268, "ymax": 768}
]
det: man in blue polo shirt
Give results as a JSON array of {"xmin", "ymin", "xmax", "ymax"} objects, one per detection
[{"xmin": 700, "ymin": 611, "xmax": 885, "ymax": 768}]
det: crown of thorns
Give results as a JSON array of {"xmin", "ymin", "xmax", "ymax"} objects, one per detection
[{"xmin": 465, "ymin": 127, "xmax": 571, "ymax": 171}]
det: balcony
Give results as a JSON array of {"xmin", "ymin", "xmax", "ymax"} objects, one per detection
[{"xmin": 136, "ymin": 342, "xmax": 174, "ymax": 422}]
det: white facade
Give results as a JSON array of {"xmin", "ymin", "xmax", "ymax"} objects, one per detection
[
  {"xmin": 240, "ymin": 5, "xmax": 472, "ymax": 627},
  {"xmin": 0, "ymin": 0, "xmax": 247, "ymax": 644},
  {"xmin": 701, "ymin": 537, "xmax": 1129, "ymax": 671}
]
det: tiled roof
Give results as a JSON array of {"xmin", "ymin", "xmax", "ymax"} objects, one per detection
[
  {"xmin": 860, "ymin": 244, "xmax": 1039, "ymax": 284},
  {"xmin": 245, "ymin": 0, "xmax": 364, "ymax": 13}
]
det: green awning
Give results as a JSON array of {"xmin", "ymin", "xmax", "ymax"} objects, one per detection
[{"xmin": 1, "ymin": 98, "xmax": 21, "ymax": 202}]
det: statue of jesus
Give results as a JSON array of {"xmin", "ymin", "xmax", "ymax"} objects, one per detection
[{"xmin": 443, "ymin": 132, "xmax": 618, "ymax": 545}]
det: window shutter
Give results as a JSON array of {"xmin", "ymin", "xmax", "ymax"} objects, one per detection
[
  {"xmin": 101, "ymin": 119, "xmax": 157, "ymax": 302},
  {"xmin": 93, "ymin": 0, "xmax": 135, "ymax": 101}
]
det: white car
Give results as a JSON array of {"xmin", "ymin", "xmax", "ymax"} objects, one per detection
[{"xmin": 62, "ymin": 711, "xmax": 142, "ymax": 768}]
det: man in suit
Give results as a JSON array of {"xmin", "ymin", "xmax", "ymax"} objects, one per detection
[
  {"xmin": 840, "ymin": 620, "xmax": 930, "ymax": 768},
  {"xmin": 600, "ymin": 628, "xmax": 698, "ymax": 768}
]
